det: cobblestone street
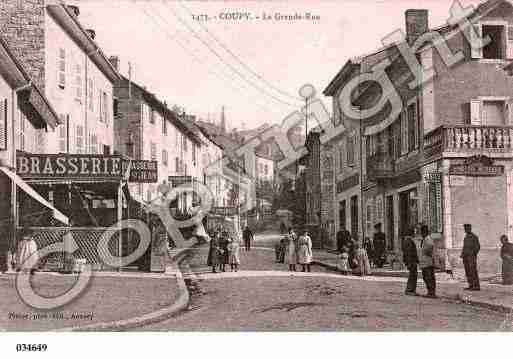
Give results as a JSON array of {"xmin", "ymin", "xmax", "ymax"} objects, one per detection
[{"xmin": 139, "ymin": 242, "xmax": 509, "ymax": 331}]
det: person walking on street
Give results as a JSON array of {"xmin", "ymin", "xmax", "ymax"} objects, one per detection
[
  {"xmin": 352, "ymin": 242, "xmax": 372, "ymax": 276},
  {"xmin": 297, "ymin": 231, "xmax": 313, "ymax": 272},
  {"xmin": 207, "ymin": 232, "xmax": 221, "ymax": 273},
  {"xmin": 461, "ymin": 224, "xmax": 480, "ymax": 291},
  {"xmin": 219, "ymin": 231, "xmax": 230, "ymax": 272},
  {"xmin": 419, "ymin": 225, "xmax": 437, "ymax": 298},
  {"xmin": 337, "ymin": 247, "xmax": 350, "ymax": 275},
  {"xmin": 402, "ymin": 225, "xmax": 420, "ymax": 296},
  {"xmin": 500, "ymin": 235, "xmax": 513, "ymax": 285},
  {"xmin": 242, "ymin": 226, "xmax": 254, "ymax": 251},
  {"xmin": 286, "ymin": 228, "xmax": 298, "ymax": 271},
  {"xmin": 373, "ymin": 223, "xmax": 386, "ymax": 268},
  {"xmin": 337, "ymin": 225, "xmax": 351, "ymax": 253},
  {"xmin": 227, "ymin": 237, "xmax": 241, "ymax": 272},
  {"xmin": 363, "ymin": 236, "xmax": 374, "ymax": 268}
]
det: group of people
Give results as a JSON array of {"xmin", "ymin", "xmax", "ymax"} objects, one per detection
[
  {"xmin": 336, "ymin": 223, "xmax": 387, "ymax": 270},
  {"xmin": 207, "ymin": 229, "xmax": 242, "ymax": 273},
  {"xmin": 0, "ymin": 225, "xmax": 39, "ymax": 275},
  {"xmin": 276, "ymin": 228, "xmax": 313, "ymax": 272}
]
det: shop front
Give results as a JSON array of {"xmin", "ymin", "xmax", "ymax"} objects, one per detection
[{"xmin": 10, "ymin": 152, "xmax": 159, "ymax": 272}]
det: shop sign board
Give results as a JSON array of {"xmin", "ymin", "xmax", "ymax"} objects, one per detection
[
  {"xmin": 449, "ymin": 155, "xmax": 504, "ymax": 177},
  {"xmin": 16, "ymin": 153, "xmax": 158, "ymax": 183}
]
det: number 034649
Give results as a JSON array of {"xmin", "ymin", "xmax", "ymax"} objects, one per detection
[{"xmin": 16, "ymin": 344, "xmax": 48, "ymax": 352}]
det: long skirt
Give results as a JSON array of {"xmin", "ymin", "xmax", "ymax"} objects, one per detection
[
  {"xmin": 503, "ymin": 258, "xmax": 513, "ymax": 285},
  {"xmin": 16, "ymin": 239, "xmax": 39, "ymax": 271},
  {"xmin": 286, "ymin": 244, "xmax": 297, "ymax": 264}
]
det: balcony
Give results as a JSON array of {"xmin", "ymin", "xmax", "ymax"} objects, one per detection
[
  {"xmin": 366, "ymin": 152, "xmax": 395, "ymax": 180},
  {"xmin": 424, "ymin": 125, "xmax": 513, "ymax": 158}
]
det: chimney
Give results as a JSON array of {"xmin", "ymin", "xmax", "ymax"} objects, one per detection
[
  {"xmin": 67, "ymin": 5, "xmax": 80, "ymax": 17},
  {"xmin": 109, "ymin": 56, "xmax": 119, "ymax": 72},
  {"xmin": 85, "ymin": 29, "xmax": 96, "ymax": 40},
  {"xmin": 405, "ymin": 9, "xmax": 429, "ymax": 45}
]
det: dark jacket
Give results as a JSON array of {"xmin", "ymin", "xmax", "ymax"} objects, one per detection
[
  {"xmin": 461, "ymin": 232, "xmax": 480, "ymax": 258},
  {"xmin": 243, "ymin": 228, "xmax": 253, "ymax": 241},
  {"xmin": 402, "ymin": 237, "xmax": 419, "ymax": 268},
  {"xmin": 373, "ymin": 232, "xmax": 386, "ymax": 253}
]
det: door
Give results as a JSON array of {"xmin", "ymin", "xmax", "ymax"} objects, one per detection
[
  {"xmin": 386, "ymin": 195, "xmax": 394, "ymax": 250},
  {"xmin": 339, "ymin": 200, "xmax": 346, "ymax": 230},
  {"xmin": 350, "ymin": 195, "xmax": 358, "ymax": 238}
]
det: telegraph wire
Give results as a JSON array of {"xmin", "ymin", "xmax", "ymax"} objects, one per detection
[
  {"xmin": 176, "ymin": 0, "xmax": 304, "ymax": 105},
  {"xmin": 157, "ymin": 2, "xmax": 300, "ymax": 109}
]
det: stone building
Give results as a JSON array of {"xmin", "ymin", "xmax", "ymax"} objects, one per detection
[{"xmin": 323, "ymin": 0, "xmax": 513, "ymax": 272}]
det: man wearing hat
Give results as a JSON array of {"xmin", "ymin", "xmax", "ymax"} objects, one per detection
[
  {"xmin": 373, "ymin": 223, "xmax": 386, "ymax": 268},
  {"xmin": 461, "ymin": 224, "xmax": 480, "ymax": 290}
]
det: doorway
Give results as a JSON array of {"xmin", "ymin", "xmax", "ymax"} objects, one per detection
[
  {"xmin": 350, "ymin": 195, "xmax": 358, "ymax": 238},
  {"xmin": 386, "ymin": 195, "xmax": 394, "ymax": 250},
  {"xmin": 339, "ymin": 200, "xmax": 346, "ymax": 230},
  {"xmin": 399, "ymin": 188, "xmax": 419, "ymax": 241}
]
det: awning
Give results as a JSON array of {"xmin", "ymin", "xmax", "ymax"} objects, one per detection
[{"xmin": 0, "ymin": 166, "xmax": 69, "ymax": 225}]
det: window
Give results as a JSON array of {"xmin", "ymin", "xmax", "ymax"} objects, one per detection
[
  {"xmin": 0, "ymin": 99, "xmax": 7, "ymax": 151},
  {"xmin": 75, "ymin": 125, "xmax": 84, "ymax": 153},
  {"xmin": 162, "ymin": 117, "xmax": 167, "ymax": 135},
  {"xmin": 192, "ymin": 143, "xmax": 196, "ymax": 165},
  {"xmin": 394, "ymin": 118, "xmax": 402, "ymax": 159},
  {"xmin": 366, "ymin": 201, "xmax": 374, "ymax": 236},
  {"xmin": 387, "ymin": 126, "xmax": 395, "ymax": 158},
  {"xmin": 346, "ymin": 136, "xmax": 355, "ymax": 166},
  {"xmin": 99, "ymin": 89, "xmax": 104, "ymax": 122},
  {"xmin": 75, "ymin": 64, "xmax": 82, "ymax": 101},
  {"xmin": 90, "ymin": 134, "xmax": 98, "ymax": 154},
  {"xmin": 338, "ymin": 145, "xmax": 344, "ymax": 172},
  {"xmin": 264, "ymin": 164, "xmax": 268, "ymax": 175},
  {"xmin": 183, "ymin": 135, "xmax": 188, "ymax": 152},
  {"xmin": 162, "ymin": 149, "xmax": 168, "ymax": 166},
  {"xmin": 350, "ymin": 195, "xmax": 358, "ymax": 237},
  {"xmin": 58, "ymin": 48, "xmax": 65, "ymax": 89},
  {"xmin": 184, "ymin": 163, "xmax": 187, "ymax": 176},
  {"xmin": 18, "ymin": 113, "xmax": 25, "ymax": 151},
  {"xmin": 103, "ymin": 92, "xmax": 108, "ymax": 126},
  {"xmin": 58, "ymin": 116, "xmax": 67, "ymax": 153},
  {"xmin": 88, "ymin": 78, "xmax": 94, "ymax": 111},
  {"xmin": 470, "ymin": 98, "xmax": 508, "ymax": 126},
  {"xmin": 400, "ymin": 111, "xmax": 408, "ymax": 155},
  {"xmin": 407, "ymin": 102, "xmax": 418, "ymax": 151},
  {"xmin": 150, "ymin": 142, "xmax": 157, "ymax": 161},
  {"xmin": 482, "ymin": 25, "xmax": 505, "ymax": 60},
  {"xmin": 150, "ymin": 109, "xmax": 155, "ymax": 124}
]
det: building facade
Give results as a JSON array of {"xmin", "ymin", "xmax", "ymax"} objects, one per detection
[{"xmin": 323, "ymin": 0, "xmax": 513, "ymax": 272}]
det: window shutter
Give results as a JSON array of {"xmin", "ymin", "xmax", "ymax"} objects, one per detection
[
  {"xmin": 401, "ymin": 112, "xmax": 408, "ymax": 155},
  {"xmin": 507, "ymin": 26, "xmax": 513, "ymax": 59},
  {"xmin": 470, "ymin": 99, "xmax": 482, "ymax": 125},
  {"xmin": 0, "ymin": 99, "xmax": 6, "ymax": 150},
  {"xmin": 471, "ymin": 24, "xmax": 483, "ymax": 59}
]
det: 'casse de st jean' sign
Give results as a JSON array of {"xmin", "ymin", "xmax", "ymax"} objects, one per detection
[{"xmin": 16, "ymin": 153, "xmax": 158, "ymax": 183}]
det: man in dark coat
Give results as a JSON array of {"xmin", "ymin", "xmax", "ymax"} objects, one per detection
[
  {"xmin": 373, "ymin": 223, "xmax": 386, "ymax": 268},
  {"xmin": 242, "ymin": 226, "xmax": 254, "ymax": 251},
  {"xmin": 461, "ymin": 224, "xmax": 480, "ymax": 290},
  {"xmin": 336, "ymin": 225, "xmax": 351, "ymax": 253},
  {"xmin": 402, "ymin": 231, "xmax": 419, "ymax": 295}
]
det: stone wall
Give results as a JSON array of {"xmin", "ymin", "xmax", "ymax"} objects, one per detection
[{"xmin": 0, "ymin": 0, "xmax": 46, "ymax": 92}]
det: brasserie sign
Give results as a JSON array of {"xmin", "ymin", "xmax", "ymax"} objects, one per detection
[{"xmin": 17, "ymin": 153, "xmax": 158, "ymax": 183}]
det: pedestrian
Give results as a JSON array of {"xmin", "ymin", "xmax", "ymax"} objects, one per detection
[
  {"xmin": 297, "ymin": 231, "xmax": 313, "ymax": 272},
  {"xmin": 228, "ymin": 237, "xmax": 241, "ymax": 272},
  {"xmin": 352, "ymin": 242, "xmax": 372, "ymax": 276},
  {"xmin": 15, "ymin": 227, "xmax": 39, "ymax": 275},
  {"xmin": 461, "ymin": 223, "xmax": 480, "ymax": 291},
  {"xmin": 363, "ymin": 236, "xmax": 374, "ymax": 268},
  {"xmin": 337, "ymin": 246, "xmax": 349, "ymax": 275},
  {"xmin": 419, "ymin": 225, "xmax": 437, "ymax": 298},
  {"xmin": 242, "ymin": 226, "xmax": 254, "ymax": 251},
  {"xmin": 286, "ymin": 228, "xmax": 298, "ymax": 271},
  {"xmin": 402, "ymin": 225, "xmax": 420, "ymax": 296},
  {"xmin": 499, "ymin": 234, "xmax": 513, "ymax": 285},
  {"xmin": 207, "ymin": 232, "xmax": 221, "ymax": 273},
  {"xmin": 373, "ymin": 223, "xmax": 386, "ymax": 268},
  {"xmin": 275, "ymin": 235, "xmax": 287, "ymax": 263},
  {"xmin": 219, "ymin": 231, "xmax": 230, "ymax": 272}
]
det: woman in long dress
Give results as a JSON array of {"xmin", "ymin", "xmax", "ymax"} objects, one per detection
[
  {"xmin": 207, "ymin": 233, "xmax": 221, "ymax": 273},
  {"xmin": 286, "ymin": 229, "xmax": 298, "ymax": 271},
  {"xmin": 297, "ymin": 231, "xmax": 313, "ymax": 272},
  {"xmin": 227, "ymin": 237, "xmax": 241, "ymax": 272},
  {"xmin": 353, "ymin": 242, "xmax": 372, "ymax": 276},
  {"xmin": 500, "ymin": 235, "xmax": 513, "ymax": 285},
  {"xmin": 15, "ymin": 228, "xmax": 39, "ymax": 275}
]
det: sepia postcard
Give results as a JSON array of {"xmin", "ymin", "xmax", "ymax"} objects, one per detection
[{"xmin": 0, "ymin": 1, "xmax": 512, "ymax": 353}]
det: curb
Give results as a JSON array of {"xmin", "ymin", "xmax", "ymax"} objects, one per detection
[
  {"xmin": 56, "ymin": 247, "xmax": 194, "ymax": 332},
  {"xmin": 456, "ymin": 293, "xmax": 513, "ymax": 314}
]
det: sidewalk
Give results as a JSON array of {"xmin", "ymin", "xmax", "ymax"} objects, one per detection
[
  {"xmin": 313, "ymin": 248, "xmax": 513, "ymax": 313},
  {"xmin": 0, "ymin": 271, "xmax": 180, "ymax": 331}
]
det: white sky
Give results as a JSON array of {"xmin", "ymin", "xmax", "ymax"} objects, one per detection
[{"xmin": 72, "ymin": 0, "xmax": 480, "ymax": 131}]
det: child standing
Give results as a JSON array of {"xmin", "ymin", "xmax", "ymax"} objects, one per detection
[
  {"xmin": 227, "ymin": 238, "xmax": 241, "ymax": 272},
  {"xmin": 337, "ymin": 247, "xmax": 349, "ymax": 275}
]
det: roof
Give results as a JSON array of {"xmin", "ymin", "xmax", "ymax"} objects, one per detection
[
  {"xmin": 117, "ymin": 76, "xmax": 203, "ymax": 145},
  {"xmin": 323, "ymin": 0, "xmax": 507, "ymax": 96},
  {"xmin": 0, "ymin": 36, "xmax": 60, "ymax": 129},
  {"xmin": 46, "ymin": 4, "xmax": 120, "ymax": 84}
]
